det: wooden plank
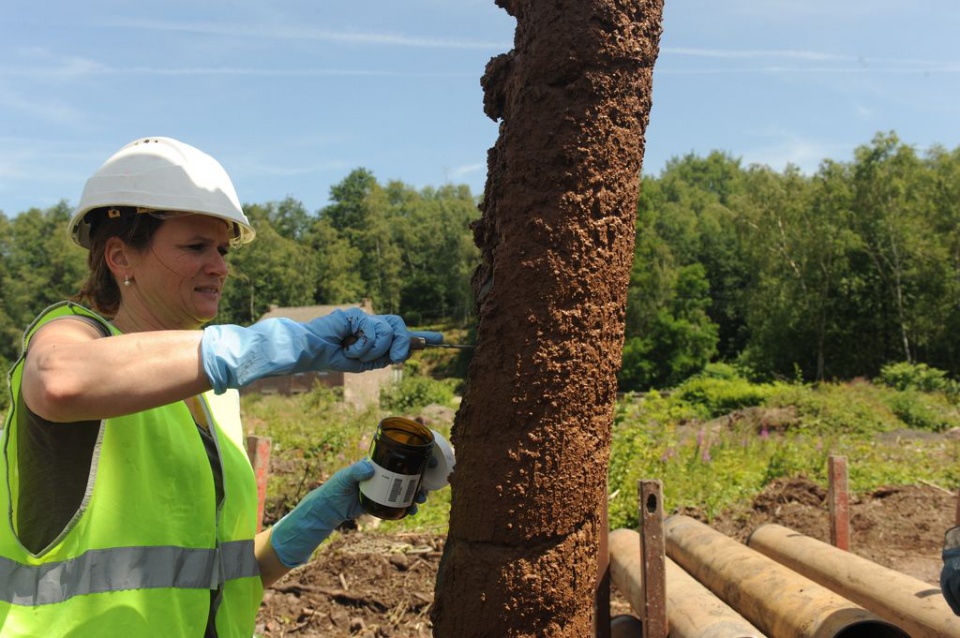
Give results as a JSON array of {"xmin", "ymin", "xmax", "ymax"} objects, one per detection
[
  {"xmin": 246, "ymin": 435, "xmax": 272, "ymax": 533},
  {"xmin": 828, "ymin": 455, "xmax": 850, "ymax": 551},
  {"xmin": 956, "ymin": 485, "xmax": 960, "ymax": 526}
]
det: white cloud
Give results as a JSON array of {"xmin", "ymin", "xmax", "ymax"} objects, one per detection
[
  {"xmin": 659, "ymin": 47, "xmax": 960, "ymax": 75},
  {"xmin": 665, "ymin": 47, "xmax": 854, "ymax": 63},
  {"xmin": 854, "ymin": 104, "xmax": 875, "ymax": 120},
  {"xmin": 715, "ymin": 0, "xmax": 912, "ymax": 23},
  {"xmin": 0, "ymin": 60, "xmax": 475, "ymax": 80},
  {"xmin": 0, "ymin": 85, "xmax": 86, "ymax": 125},
  {"xmin": 449, "ymin": 162, "xmax": 485, "ymax": 179},
  {"xmin": 740, "ymin": 133, "xmax": 852, "ymax": 174},
  {"xmin": 97, "ymin": 18, "xmax": 510, "ymax": 50},
  {"xmin": 0, "ymin": 44, "xmax": 106, "ymax": 81}
]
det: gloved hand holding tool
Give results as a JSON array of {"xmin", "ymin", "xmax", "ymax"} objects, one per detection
[
  {"xmin": 200, "ymin": 307, "xmax": 444, "ymax": 393},
  {"xmin": 269, "ymin": 459, "xmax": 427, "ymax": 567},
  {"xmin": 943, "ymin": 526, "xmax": 960, "ymax": 614}
]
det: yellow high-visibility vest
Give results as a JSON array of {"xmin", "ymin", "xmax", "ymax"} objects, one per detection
[{"xmin": 0, "ymin": 302, "xmax": 263, "ymax": 637}]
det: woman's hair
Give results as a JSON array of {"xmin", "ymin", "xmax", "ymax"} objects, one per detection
[{"xmin": 73, "ymin": 208, "xmax": 164, "ymax": 317}]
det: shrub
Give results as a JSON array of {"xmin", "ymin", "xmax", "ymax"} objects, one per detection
[
  {"xmin": 878, "ymin": 362, "xmax": 949, "ymax": 393},
  {"xmin": 886, "ymin": 389, "xmax": 960, "ymax": 432},
  {"xmin": 765, "ymin": 382, "xmax": 898, "ymax": 436},
  {"xmin": 381, "ymin": 374, "xmax": 457, "ymax": 413},
  {"xmin": 698, "ymin": 362, "xmax": 741, "ymax": 380},
  {"xmin": 674, "ymin": 374, "xmax": 781, "ymax": 418}
]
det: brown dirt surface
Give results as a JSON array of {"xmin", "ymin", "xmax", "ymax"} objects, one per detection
[
  {"xmin": 255, "ymin": 476, "xmax": 956, "ymax": 637},
  {"xmin": 701, "ymin": 476, "xmax": 956, "ymax": 585},
  {"xmin": 256, "ymin": 531, "xmax": 443, "ymax": 638}
]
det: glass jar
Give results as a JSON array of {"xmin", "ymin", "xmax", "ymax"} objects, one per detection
[{"xmin": 359, "ymin": 417, "xmax": 435, "ymax": 520}]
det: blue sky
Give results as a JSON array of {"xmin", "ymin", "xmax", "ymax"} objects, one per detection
[{"xmin": 3, "ymin": 0, "xmax": 960, "ymax": 217}]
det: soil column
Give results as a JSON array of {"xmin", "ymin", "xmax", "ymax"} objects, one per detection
[{"xmin": 432, "ymin": 1, "xmax": 664, "ymax": 636}]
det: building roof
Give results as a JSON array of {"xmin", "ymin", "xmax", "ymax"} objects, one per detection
[{"xmin": 256, "ymin": 299, "xmax": 375, "ymax": 323}]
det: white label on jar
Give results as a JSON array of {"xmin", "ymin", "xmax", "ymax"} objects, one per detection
[{"xmin": 359, "ymin": 461, "xmax": 421, "ymax": 507}]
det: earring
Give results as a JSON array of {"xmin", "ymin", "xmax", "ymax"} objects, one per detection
[{"xmin": 123, "ymin": 276, "xmax": 132, "ymax": 287}]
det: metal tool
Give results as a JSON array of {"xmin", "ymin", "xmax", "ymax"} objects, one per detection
[
  {"xmin": 343, "ymin": 334, "xmax": 474, "ymax": 350},
  {"xmin": 410, "ymin": 336, "xmax": 474, "ymax": 350}
]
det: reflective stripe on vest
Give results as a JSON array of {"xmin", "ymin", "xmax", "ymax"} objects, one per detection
[{"xmin": 0, "ymin": 540, "xmax": 258, "ymax": 606}]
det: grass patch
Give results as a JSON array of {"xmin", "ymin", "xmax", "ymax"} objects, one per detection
[
  {"xmin": 241, "ymin": 378, "xmax": 458, "ymax": 532},
  {"xmin": 243, "ymin": 369, "xmax": 960, "ymax": 535},
  {"xmin": 607, "ymin": 372, "xmax": 959, "ymax": 528}
]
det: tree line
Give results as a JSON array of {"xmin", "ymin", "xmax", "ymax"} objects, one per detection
[
  {"xmin": 0, "ymin": 168, "xmax": 481, "ymax": 377},
  {"xmin": 1, "ymin": 132, "xmax": 958, "ymax": 392},
  {"xmin": 626, "ymin": 131, "xmax": 960, "ymax": 390}
]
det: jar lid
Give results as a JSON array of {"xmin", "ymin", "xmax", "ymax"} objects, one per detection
[{"xmin": 420, "ymin": 429, "xmax": 456, "ymax": 491}]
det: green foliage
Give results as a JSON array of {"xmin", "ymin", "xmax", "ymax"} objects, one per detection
[
  {"xmin": 606, "ymin": 377, "xmax": 957, "ymax": 529},
  {"xmin": 240, "ymin": 377, "xmax": 458, "ymax": 534},
  {"xmin": 607, "ymin": 416, "xmax": 834, "ymax": 527},
  {"xmin": 0, "ymin": 203, "xmax": 88, "ymax": 362},
  {"xmin": 305, "ymin": 171, "xmax": 479, "ymax": 320},
  {"xmin": 380, "ymin": 374, "xmax": 458, "ymax": 413},
  {"xmin": 239, "ymin": 390, "xmax": 376, "ymax": 521},
  {"xmin": 6, "ymin": 138, "xmax": 960, "ymax": 537},
  {"xmin": 885, "ymin": 390, "xmax": 960, "ymax": 432},
  {"xmin": 764, "ymin": 381, "xmax": 899, "ymax": 435},
  {"xmin": 878, "ymin": 361, "xmax": 950, "ymax": 393},
  {"xmin": 696, "ymin": 362, "xmax": 741, "ymax": 380},
  {"xmin": 238, "ymin": 368, "xmax": 956, "ymax": 539},
  {"xmin": 629, "ymin": 133, "xmax": 960, "ymax": 385},
  {"xmin": 673, "ymin": 371, "xmax": 783, "ymax": 419},
  {"xmin": 220, "ymin": 211, "xmax": 319, "ymax": 324},
  {"xmin": 620, "ymin": 263, "xmax": 719, "ymax": 391},
  {"xmin": 616, "ymin": 389, "xmax": 706, "ymax": 425},
  {"xmin": 7, "ymin": 134, "xmax": 960, "ymax": 390},
  {"xmin": 0, "ymin": 352, "xmax": 10, "ymax": 413}
]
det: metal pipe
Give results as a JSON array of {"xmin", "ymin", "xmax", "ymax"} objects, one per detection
[
  {"xmin": 609, "ymin": 528, "xmax": 766, "ymax": 638},
  {"xmin": 596, "ymin": 490, "xmax": 611, "ymax": 638},
  {"xmin": 664, "ymin": 515, "xmax": 908, "ymax": 638},
  {"xmin": 747, "ymin": 522, "xmax": 960, "ymax": 638},
  {"xmin": 611, "ymin": 614, "xmax": 643, "ymax": 638}
]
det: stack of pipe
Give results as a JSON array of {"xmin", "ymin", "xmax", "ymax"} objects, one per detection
[
  {"xmin": 608, "ymin": 514, "xmax": 957, "ymax": 637},
  {"xmin": 746, "ymin": 523, "xmax": 960, "ymax": 638},
  {"xmin": 609, "ymin": 528, "xmax": 764, "ymax": 637}
]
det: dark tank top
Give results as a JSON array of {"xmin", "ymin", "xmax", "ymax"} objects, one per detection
[{"xmin": 15, "ymin": 317, "xmax": 224, "ymax": 555}]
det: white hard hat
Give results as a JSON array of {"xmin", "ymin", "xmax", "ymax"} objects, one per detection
[{"xmin": 68, "ymin": 136, "xmax": 256, "ymax": 248}]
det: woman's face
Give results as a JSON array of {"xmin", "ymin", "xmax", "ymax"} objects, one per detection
[{"xmin": 125, "ymin": 214, "xmax": 232, "ymax": 329}]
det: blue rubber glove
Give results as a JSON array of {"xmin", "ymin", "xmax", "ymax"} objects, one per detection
[
  {"xmin": 270, "ymin": 459, "xmax": 376, "ymax": 568},
  {"xmin": 201, "ymin": 307, "xmax": 443, "ymax": 394},
  {"xmin": 942, "ymin": 527, "xmax": 960, "ymax": 615}
]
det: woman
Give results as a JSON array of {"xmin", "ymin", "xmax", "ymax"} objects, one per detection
[{"xmin": 0, "ymin": 137, "xmax": 438, "ymax": 637}]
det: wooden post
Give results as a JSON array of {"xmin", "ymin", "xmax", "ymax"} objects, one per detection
[
  {"xmin": 595, "ymin": 484, "xmax": 611, "ymax": 638},
  {"xmin": 955, "ymin": 485, "xmax": 960, "ymax": 526},
  {"xmin": 828, "ymin": 455, "xmax": 850, "ymax": 551},
  {"xmin": 246, "ymin": 435, "xmax": 272, "ymax": 533},
  {"xmin": 639, "ymin": 480, "xmax": 667, "ymax": 638}
]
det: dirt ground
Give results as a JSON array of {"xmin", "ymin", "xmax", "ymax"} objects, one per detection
[{"xmin": 255, "ymin": 475, "xmax": 957, "ymax": 637}]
